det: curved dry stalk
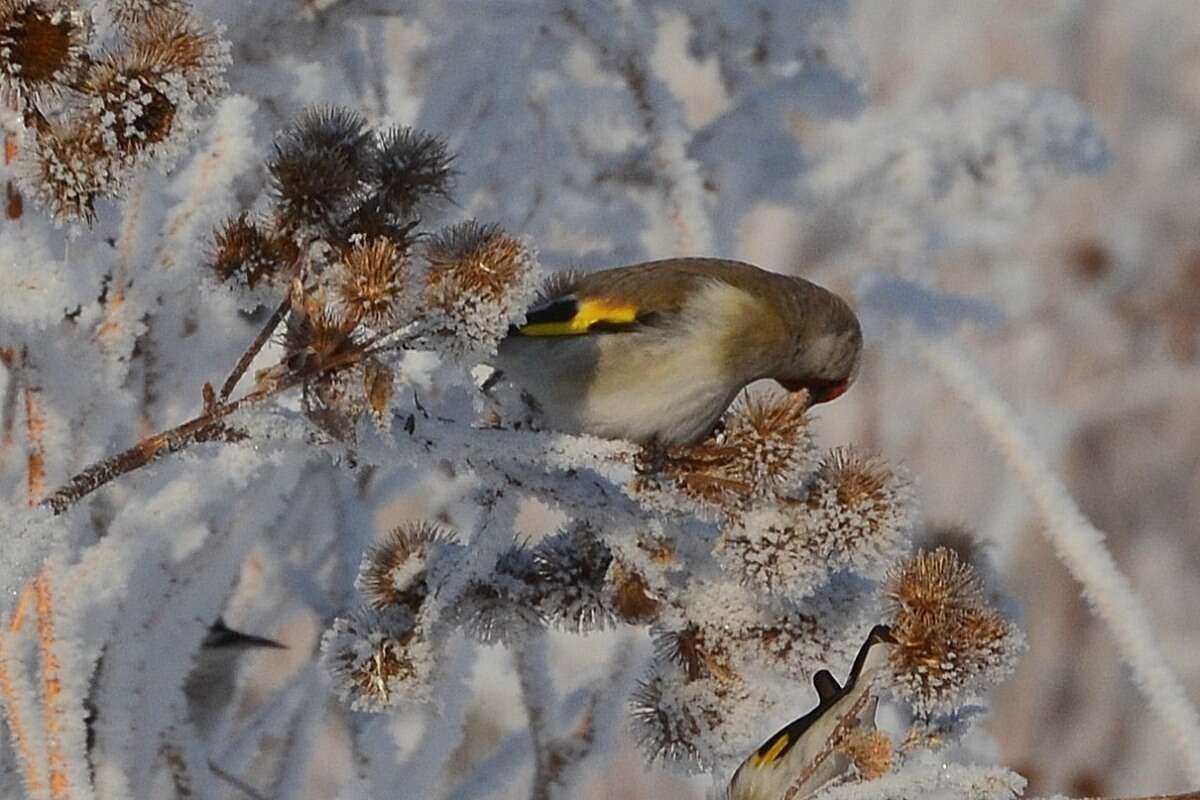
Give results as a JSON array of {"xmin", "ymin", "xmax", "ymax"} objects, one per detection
[
  {"xmin": 919, "ymin": 337, "xmax": 1200, "ymax": 784},
  {"xmin": 218, "ymin": 296, "xmax": 292, "ymax": 403}
]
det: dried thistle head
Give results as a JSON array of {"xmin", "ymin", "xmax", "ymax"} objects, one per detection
[
  {"xmin": 451, "ymin": 545, "xmax": 543, "ymax": 643},
  {"xmin": 885, "ymin": 548, "xmax": 1023, "ymax": 716},
  {"xmin": 337, "ymin": 237, "xmax": 408, "ymax": 325},
  {"xmin": 606, "ymin": 558, "xmax": 661, "ymax": 624},
  {"xmin": 630, "ymin": 661, "xmax": 763, "ymax": 772},
  {"xmin": 78, "ymin": 10, "xmax": 223, "ymax": 163},
  {"xmin": 25, "ymin": 119, "xmax": 110, "ymax": 222},
  {"xmin": 106, "ymin": 0, "xmax": 186, "ymax": 25},
  {"xmin": 84, "ymin": 58, "xmax": 178, "ymax": 157},
  {"xmin": 283, "ymin": 295, "xmax": 362, "ymax": 374},
  {"xmin": 269, "ymin": 106, "xmax": 371, "ymax": 231},
  {"xmin": 421, "ymin": 220, "xmax": 536, "ymax": 354},
  {"xmin": 358, "ymin": 522, "xmax": 459, "ymax": 612},
  {"xmin": 657, "ymin": 625, "xmax": 738, "ymax": 685},
  {"xmin": 531, "ymin": 523, "xmax": 614, "ymax": 633},
  {"xmin": 838, "ymin": 728, "xmax": 893, "ymax": 780},
  {"xmin": 209, "ymin": 215, "xmax": 299, "ymax": 289},
  {"xmin": 631, "ymin": 392, "xmax": 815, "ymax": 518},
  {"xmin": 0, "ymin": 0, "xmax": 85, "ymax": 108},
  {"xmin": 803, "ymin": 447, "xmax": 913, "ymax": 575},
  {"xmin": 370, "ymin": 126, "xmax": 454, "ymax": 218},
  {"xmin": 321, "ymin": 607, "xmax": 433, "ymax": 711},
  {"xmin": 424, "ymin": 221, "xmax": 529, "ymax": 308},
  {"xmin": 122, "ymin": 7, "xmax": 225, "ymax": 95},
  {"xmin": 718, "ymin": 448, "xmax": 909, "ymax": 597}
]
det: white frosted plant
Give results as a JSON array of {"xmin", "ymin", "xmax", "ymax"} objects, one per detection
[
  {"xmin": 324, "ymin": 378, "xmax": 1026, "ymax": 791},
  {"xmin": 1, "ymin": 3, "xmax": 1197, "ymax": 800}
]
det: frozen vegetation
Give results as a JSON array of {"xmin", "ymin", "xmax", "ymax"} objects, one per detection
[{"xmin": 0, "ymin": 2, "xmax": 1198, "ymax": 799}]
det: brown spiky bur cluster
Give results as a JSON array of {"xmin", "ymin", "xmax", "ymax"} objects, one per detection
[
  {"xmin": 322, "ymin": 523, "xmax": 464, "ymax": 711},
  {"xmin": 448, "ymin": 522, "xmax": 647, "ymax": 643},
  {"xmin": 0, "ymin": 0, "xmax": 84, "ymax": 106},
  {"xmin": 631, "ymin": 391, "xmax": 816, "ymax": 518},
  {"xmin": 322, "ymin": 607, "xmax": 435, "ymax": 712},
  {"xmin": 839, "ymin": 728, "xmax": 894, "ymax": 780},
  {"xmin": 421, "ymin": 220, "xmax": 539, "ymax": 356},
  {"xmin": 719, "ymin": 446, "xmax": 913, "ymax": 598},
  {"xmin": 357, "ymin": 522, "xmax": 463, "ymax": 611},
  {"xmin": 6, "ymin": 0, "xmax": 227, "ymax": 221},
  {"xmin": 630, "ymin": 582, "xmax": 857, "ymax": 770},
  {"xmin": 209, "ymin": 214, "xmax": 301, "ymax": 290},
  {"xmin": 884, "ymin": 547, "xmax": 1023, "ymax": 717},
  {"xmin": 202, "ymin": 107, "xmax": 532, "ymax": 438}
]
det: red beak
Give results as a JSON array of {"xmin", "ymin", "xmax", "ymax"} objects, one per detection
[{"xmin": 781, "ymin": 378, "xmax": 851, "ymax": 404}]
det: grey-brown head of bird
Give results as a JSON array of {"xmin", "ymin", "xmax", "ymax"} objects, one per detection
[{"xmin": 771, "ymin": 286, "xmax": 862, "ymax": 405}]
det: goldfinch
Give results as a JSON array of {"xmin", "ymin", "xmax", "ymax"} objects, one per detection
[
  {"xmin": 727, "ymin": 625, "xmax": 895, "ymax": 800},
  {"xmin": 496, "ymin": 258, "xmax": 861, "ymax": 445}
]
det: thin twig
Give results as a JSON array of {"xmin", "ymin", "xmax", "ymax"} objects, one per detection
[
  {"xmin": 219, "ymin": 296, "xmax": 292, "ymax": 403},
  {"xmin": 23, "ymin": 349, "xmax": 45, "ymax": 506},
  {"xmin": 209, "ymin": 761, "xmax": 270, "ymax": 800},
  {"xmin": 34, "ymin": 575, "xmax": 69, "ymax": 799},
  {"xmin": 39, "ymin": 379, "xmax": 292, "ymax": 515},
  {"xmin": 0, "ymin": 588, "xmax": 44, "ymax": 798}
]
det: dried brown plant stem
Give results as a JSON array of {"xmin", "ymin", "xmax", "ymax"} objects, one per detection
[
  {"xmin": 40, "ymin": 317, "xmax": 417, "ymax": 516},
  {"xmin": 23, "ymin": 361, "xmax": 45, "ymax": 506},
  {"xmin": 218, "ymin": 295, "xmax": 292, "ymax": 403},
  {"xmin": 39, "ymin": 376, "xmax": 292, "ymax": 515},
  {"xmin": 33, "ymin": 575, "xmax": 68, "ymax": 799},
  {"xmin": 0, "ymin": 584, "xmax": 43, "ymax": 797}
]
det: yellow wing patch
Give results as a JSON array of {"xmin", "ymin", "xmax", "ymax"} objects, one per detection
[
  {"xmin": 749, "ymin": 732, "xmax": 790, "ymax": 767},
  {"xmin": 517, "ymin": 299, "xmax": 639, "ymax": 336}
]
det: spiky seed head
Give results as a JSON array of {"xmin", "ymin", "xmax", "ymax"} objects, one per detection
[
  {"xmin": 606, "ymin": 559, "xmax": 661, "ymax": 624},
  {"xmin": 657, "ymin": 625, "xmax": 737, "ymax": 685},
  {"xmin": 82, "ymin": 57, "xmax": 178, "ymax": 157},
  {"xmin": 421, "ymin": 220, "xmax": 536, "ymax": 355},
  {"xmin": 107, "ymin": 0, "xmax": 185, "ymax": 25},
  {"xmin": 210, "ymin": 214, "xmax": 299, "ymax": 288},
  {"xmin": 338, "ymin": 237, "xmax": 407, "ymax": 325},
  {"xmin": 321, "ymin": 607, "xmax": 432, "ymax": 711},
  {"xmin": 268, "ymin": 106, "xmax": 371, "ymax": 230},
  {"xmin": 718, "ymin": 447, "xmax": 910, "ymax": 598},
  {"xmin": 630, "ymin": 663, "xmax": 757, "ymax": 772},
  {"xmin": 124, "ymin": 7, "xmax": 218, "ymax": 77},
  {"xmin": 839, "ymin": 728, "xmax": 893, "ymax": 780},
  {"xmin": 531, "ymin": 523, "xmax": 614, "ymax": 633},
  {"xmin": 802, "ymin": 446, "xmax": 913, "ymax": 576},
  {"xmin": 358, "ymin": 522, "xmax": 456, "ymax": 611},
  {"xmin": 886, "ymin": 546, "xmax": 983, "ymax": 620},
  {"xmin": 0, "ymin": 1, "xmax": 84, "ymax": 108},
  {"xmin": 283, "ymin": 296, "xmax": 362, "ymax": 372},
  {"xmin": 370, "ymin": 126, "xmax": 454, "ymax": 217},
  {"xmin": 424, "ymin": 221, "xmax": 528, "ymax": 309},
  {"xmin": 633, "ymin": 391, "xmax": 815, "ymax": 516},
  {"xmin": 885, "ymin": 547, "xmax": 1023, "ymax": 716},
  {"xmin": 451, "ymin": 545, "xmax": 543, "ymax": 643},
  {"xmin": 26, "ymin": 119, "xmax": 109, "ymax": 222}
]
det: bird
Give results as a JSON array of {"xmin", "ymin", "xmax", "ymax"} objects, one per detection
[
  {"xmin": 495, "ymin": 258, "xmax": 862, "ymax": 446},
  {"xmin": 727, "ymin": 625, "xmax": 895, "ymax": 800},
  {"xmin": 184, "ymin": 618, "xmax": 286, "ymax": 737}
]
